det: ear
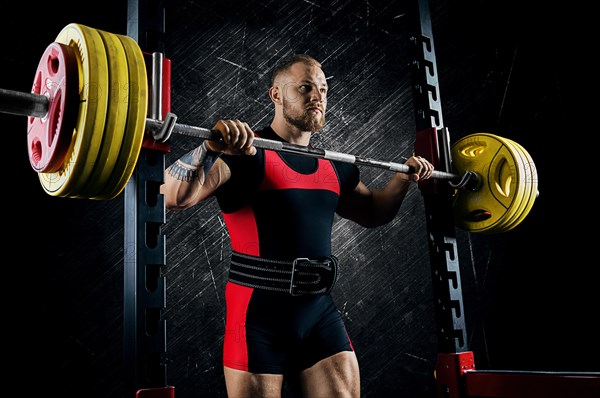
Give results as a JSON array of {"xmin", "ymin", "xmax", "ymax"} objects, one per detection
[{"xmin": 269, "ymin": 86, "xmax": 282, "ymax": 104}]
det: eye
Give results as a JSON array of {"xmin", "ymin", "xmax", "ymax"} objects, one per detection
[{"xmin": 299, "ymin": 84, "xmax": 311, "ymax": 93}]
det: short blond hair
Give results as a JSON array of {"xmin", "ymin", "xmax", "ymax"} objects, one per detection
[{"xmin": 271, "ymin": 54, "xmax": 322, "ymax": 86}]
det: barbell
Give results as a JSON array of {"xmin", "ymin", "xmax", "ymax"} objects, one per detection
[{"xmin": 2, "ymin": 23, "xmax": 538, "ymax": 234}]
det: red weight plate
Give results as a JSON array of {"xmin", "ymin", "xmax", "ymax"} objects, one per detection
[{"xmin": 27, "ymin": 42, "xmax": 79, "ymax": 173}]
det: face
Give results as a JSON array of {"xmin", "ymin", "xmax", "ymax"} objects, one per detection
[{"xmin": 276, "ymin": 63, "xmax": 328, "ymax": 132}]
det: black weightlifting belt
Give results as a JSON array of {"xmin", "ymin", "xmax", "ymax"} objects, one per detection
[{"xmin": 229, "ymin": 252, "xmax": 339, "ymax": 296}]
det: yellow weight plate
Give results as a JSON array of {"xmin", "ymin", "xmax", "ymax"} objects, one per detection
[
  {"xmin": 513, "ymin": 145, "xmax": 538, "ymax": 229},
  {"xmin": 506, "ymin": 139, "xmax": 533, "ymax": 232},
  {"xmin": 39, "ymin": 23, "xmax": 109, "ymax": 197},
  {"xmin": 78, "ymin": 28, "xmax": 130, "ymax": 200},
  {"xmin": 102, "ymin": 32, "xmax": 147, "ymax": 200},
  {"xmin": 505, "ymin": 138, "xmax": 538, "ymax": 231},
  {"xmin": 479, "ymin": 134, "xmax": 528, "ymax": 234},
  {"xmin": 451, "ymin": 133, "xmax": 524, "ymax": 233},
  {"xmin": 496, "ymin": 137, "xmax": 530, "ymax": 233}
]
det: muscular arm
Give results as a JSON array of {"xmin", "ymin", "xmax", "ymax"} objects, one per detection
[
  {"xmin": 160, "ymin": 119, "xmax": 256, "ymax": 211},
  {"xmin": 161, "ymin": 147, "xmax": 231, "ymax": 210},
  {"xmin": 336, "ymin": 155, "xmax": 434, "ymax": 228}
]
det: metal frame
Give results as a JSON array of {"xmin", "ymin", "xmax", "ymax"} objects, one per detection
[
  {"xmin": 124, "ymin": 1, "xmax": 173, "ymax": 397},
  {"xmin": 409, "ymin": 0, "xmax": 468, "ymax": 357}
]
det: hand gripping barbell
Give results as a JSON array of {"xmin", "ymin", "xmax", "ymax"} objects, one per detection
[{"xmin": 2, "ymin": 23, "xmax": 538, "ymax": 233}]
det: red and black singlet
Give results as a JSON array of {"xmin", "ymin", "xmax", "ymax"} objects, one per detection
[{"xmin": 215, "ymin": 126, "xmax": 360, "ymax": 374}]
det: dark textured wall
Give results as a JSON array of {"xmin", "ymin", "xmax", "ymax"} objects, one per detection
[{"xmin": 2, "ymin": 1, "xmax": 596, "ymax": 398}]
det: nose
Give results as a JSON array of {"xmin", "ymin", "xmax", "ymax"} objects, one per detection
[{"xmin": 311, "ymin": 88, "xmax": 324, "ymax": 103}]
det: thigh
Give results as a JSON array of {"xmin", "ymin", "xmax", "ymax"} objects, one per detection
[
  {"xmin": 293, "ymin": 294, "xmax": 355, "ymax": 372},
  {"xmin": 299, "ymin": 351, "xmax": 360, "ymax": 397},
  {"xmin": 224, "ymin": 366, "xmax": 284, "ymax": 398}
]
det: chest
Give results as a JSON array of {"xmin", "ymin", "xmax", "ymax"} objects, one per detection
[{"xmin": 259, "ymin": 150, "xmax": 340, "ymax": 195}]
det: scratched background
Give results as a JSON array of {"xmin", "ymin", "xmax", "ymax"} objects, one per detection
[{"xmin": 2, "ymin": 1, "xmax": 595, "ymax": 397}]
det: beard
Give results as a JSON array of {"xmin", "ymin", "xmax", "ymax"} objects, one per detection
[{"xmin": 283, "ymin": 100, "xmax": 325, "ymax": 132}]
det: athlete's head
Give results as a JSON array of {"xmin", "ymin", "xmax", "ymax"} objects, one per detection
[{"xmin": 269, "ymin": 54, "xmax": 328, "ymax": 133}]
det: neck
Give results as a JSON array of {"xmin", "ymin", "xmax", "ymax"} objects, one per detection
[{"xmin": 270, "ymin": 118, "xmax": 312, "ymax": 146}]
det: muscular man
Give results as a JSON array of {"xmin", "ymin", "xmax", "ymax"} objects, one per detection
[{"xmin": 161, "ymin": 54, "xmax": 434, "ymax": 397}]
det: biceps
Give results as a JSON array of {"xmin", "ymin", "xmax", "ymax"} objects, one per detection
[
  {"xmin": 202, "ymin": 159, "xmax": 232, "ymax": 196},
  {"xmin": 162, "ymin": 158, "xmax": 231, "ymax": 210}
]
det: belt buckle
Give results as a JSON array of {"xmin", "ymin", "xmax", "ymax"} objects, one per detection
[{"xmin": 290, "ymin": 257, "xmax": 309, "ymax": 296}]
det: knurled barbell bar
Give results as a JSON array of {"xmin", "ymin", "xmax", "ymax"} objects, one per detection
[{"xmin": 2, "ymin": 23, "xmax": 538, "ymax": 234}]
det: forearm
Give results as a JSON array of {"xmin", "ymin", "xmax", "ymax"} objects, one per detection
[
  {"xmin": 337, "ymin": 172, "xmax": 417, "ymax": 228},
  {"xmin": 161, "ymin": 141, "xmax": 225, "ymax": 210},
  {"xmin": 366, "ymin": 151, "xmax": 437, "ymax": 226},
  {"xmin": 371, "ymin": 173, "xmax": 413, "ymax": 226},
  {"xmin": 367, "ymin": 173, "xmax": 414, "ymax": 227}
]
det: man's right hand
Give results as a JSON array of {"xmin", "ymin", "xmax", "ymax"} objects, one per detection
[{"xmin": 207, "ymin": 119, "xmax": 257, "ymax": 156}]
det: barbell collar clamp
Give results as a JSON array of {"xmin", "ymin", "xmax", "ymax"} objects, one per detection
[
  {"xmin": 154, "ymin": 112, "xmax": 178, "ymax": 143},
  {"xmin": 449, "ymin": 170, "xmax": 479, "ymax": 191}
]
